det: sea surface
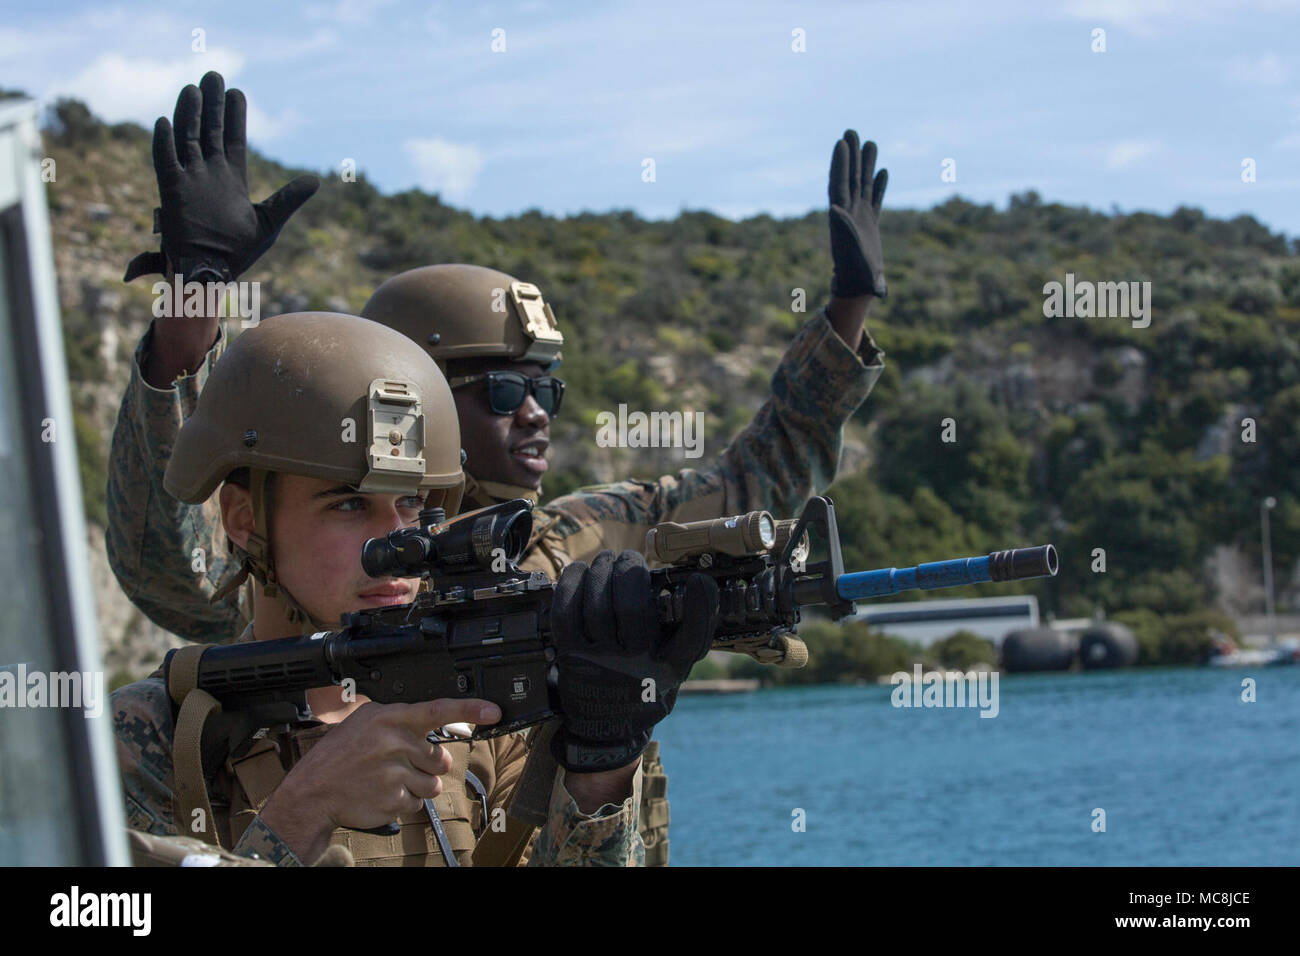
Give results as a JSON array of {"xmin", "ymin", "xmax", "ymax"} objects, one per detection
[{"xmin": 652, "ymin": 666, "xmax": 1300, "ymax": 865}]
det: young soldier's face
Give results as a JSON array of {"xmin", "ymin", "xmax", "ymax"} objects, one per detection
[
  {"xmin": 450, "ymin": 359, "xmax": 551, "ymax": 491},
  {"xmin": 224, "ymin": 474, "xmax": 424, "ymax": 624}
]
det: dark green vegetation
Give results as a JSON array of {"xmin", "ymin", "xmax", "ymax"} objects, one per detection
[{"xmin": 42, "ymin": 100, "xmax": 1298, "ymax": 677}]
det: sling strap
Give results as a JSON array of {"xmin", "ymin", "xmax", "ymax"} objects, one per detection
[
  {"xmin": 465, "ymin": 722, "xmax": 559, "ymax": 867},
  {"xmin": 507, "ymin": 719, "xmax": 561, "ymax": 828},
  {"xmin": 167, "ymin": 644, "xmax": 222, "ymax": 847},
  {"xmin": 470, "ymin": 813, "xmax": 536, "ymax": 868}
]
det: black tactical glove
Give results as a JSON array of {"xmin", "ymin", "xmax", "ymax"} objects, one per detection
[
  {"xmin": 550, "ymin": 550, "xmax": 718, "ymax": 773},
  {"xmin": 828, "ymin": 129, "xmax": 888, "ymax": 299},
  {"xmin": 124, "ymin": 71, "xmax": 319, "ymax": 283}
]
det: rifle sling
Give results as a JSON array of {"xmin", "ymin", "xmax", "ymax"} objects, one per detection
[
  {"xmin": 470, "ymin": 812, "xmax": 536, "ymax": 867},
  {"xmin": 173, "ymin": 688, "xmax": 223, "ymax": 846},
  {"xmin": 507, "ymin": 719, "xmax": 560, "ymax": 829},
  {"xmin": 166, "ymin": 642, "xmax": 206, "ymax": 707},
  {"xmin": 169, "ymin": 643, "xmax": 222, "ymax": 848}
]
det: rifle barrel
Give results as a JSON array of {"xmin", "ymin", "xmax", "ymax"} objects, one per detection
[{"xmin": 834, "ymin": 545, "xmax": 1057, "ymax": 602}]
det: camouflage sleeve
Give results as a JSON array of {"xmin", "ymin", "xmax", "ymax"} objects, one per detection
[
  {"xmin": 527, "ymin": 765, "xmax": 645, "ymax": 867},
  {"xmin": 109, "ymin": 676, "xmax": 304, "ymax": 866},
  {"xmin": 538, "ymin": 309, "xmax": 884, "ymax": 562},
  {"xmin": 126, "ymin": 829, "xmax": 273, "ymax": 866},
  {"xmin": 110, "ymin": 678, "xmax": 178, "ymax": 836},
  {"xmin": 230, "ymin": 816, "xmax": 304, "ymax": 866},
  {"xmin": 105, "ymin": 320, "xmax": 250, "ymax": 642}
]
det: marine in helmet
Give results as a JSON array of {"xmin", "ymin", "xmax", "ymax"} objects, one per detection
[
  {"xmin": 360, "ymin": 262, "xmax": 564, "ymax": 508},
  {"xmin": 106, "ymin": 71, "xmax": 889, "ymax": 864},
  {"xmin": 109, "ymin": 309, "xmax": 715, "ymax": 866}
]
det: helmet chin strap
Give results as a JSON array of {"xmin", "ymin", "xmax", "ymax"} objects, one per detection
[
  {"xmin": 461, "ymin": 470, "xmax": 540, "ymax": 511},
  {"xmin": 423, "ymin": 479, "xmax": 466, "ymax": 518},
  {"xmin": 210, "ymin": 468, "xmax": 333, "ymax": 632}
]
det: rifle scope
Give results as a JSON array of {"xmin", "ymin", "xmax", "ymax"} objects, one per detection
[{"xmin": 361, "ymin": 499, "xmax": 533, "ymax": 578}]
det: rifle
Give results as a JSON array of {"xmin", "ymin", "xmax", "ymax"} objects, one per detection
[{"xmin": 165, "ymin": 495, "xmax": 1057, "ymax": 751}]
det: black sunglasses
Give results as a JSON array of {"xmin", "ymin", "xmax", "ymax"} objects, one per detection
[{"xmin": 447, "ymin": 370, "xmax": 565, "ymax": 417}]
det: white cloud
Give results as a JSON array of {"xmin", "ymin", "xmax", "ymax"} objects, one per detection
[
  {"xmin": 42, "ymin": 50, "xmax": 296, "ymax": 142},
  {"xmin": 245, "ymin": 103, "xmax": 298, "ymax": 143},
  {"xmin": 44, "ymin": 51, "xmax": 243, "ymax": 125},
  {"xmin": 1105, "ymin": 140, "xmax": 1157, "ymax": 170},
  {"xmin": 404, "ymin": 137, "xmax": 485, "ymax": 199}
]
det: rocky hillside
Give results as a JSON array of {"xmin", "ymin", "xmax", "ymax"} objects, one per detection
[{"xmin": 36, "ymin": 98, "xmax": 1300, "ymax": 682}]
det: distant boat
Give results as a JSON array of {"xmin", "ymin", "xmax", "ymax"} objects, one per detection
[{"xmin": 1206, "ymin": 641, "xmax": 1300, "ymax": 668}]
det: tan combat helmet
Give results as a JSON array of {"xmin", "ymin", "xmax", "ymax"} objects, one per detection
[
  {"xmin": 362, "ymin": 264, "xmax": 563, "ymax": 508},
  {"xmin": 361, "ymin": 264, "xmax": 563, "ymax": 372},
  {"xmin": 165, "ymin": 312, "xmax": 465, "ymax": 628}
]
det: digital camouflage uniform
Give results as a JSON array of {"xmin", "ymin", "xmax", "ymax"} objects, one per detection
[{"xmin": 106, "ymin": 306, "xmax": 883, "ymax": 863}]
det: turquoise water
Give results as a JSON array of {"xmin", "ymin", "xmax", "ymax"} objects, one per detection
[{"xmin": 653, "ymin": 667, "xmax": 1300, "ymax": 865}]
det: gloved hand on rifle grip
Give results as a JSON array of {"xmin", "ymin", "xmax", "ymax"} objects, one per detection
[
  {"xmin": 550, "ymin": 550, "xmax": 718, "ymax": 773},
  {"xmin": 124, "ymin": 71, "xmax": 319, "ymax": 284}
]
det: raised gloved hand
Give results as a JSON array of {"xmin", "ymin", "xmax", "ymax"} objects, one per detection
[
  {"xmin": 828, "ymin": 129, "xmax": 888, "ymax": 299},
  {"xmin": 550, "ymin": 550, "xmax": 718, "ymax": 773},
  {"xmin": 124, "ymin": 71, "xmax": 319, "ymax": 283}
]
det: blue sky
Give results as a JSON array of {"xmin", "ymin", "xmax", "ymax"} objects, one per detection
[{"xmin": 5, "ymin": 0, "xmax": 1300, "ymax": 236}]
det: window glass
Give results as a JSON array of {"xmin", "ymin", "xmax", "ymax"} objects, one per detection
[{"xmin": 0, "ymin": 205, "xmax": 81, "ymax": 865}]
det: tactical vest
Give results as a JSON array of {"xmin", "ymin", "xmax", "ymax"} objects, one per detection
[{"xmin": 219, "ymin": 722, "xmax": 482, "ymax": 866}]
